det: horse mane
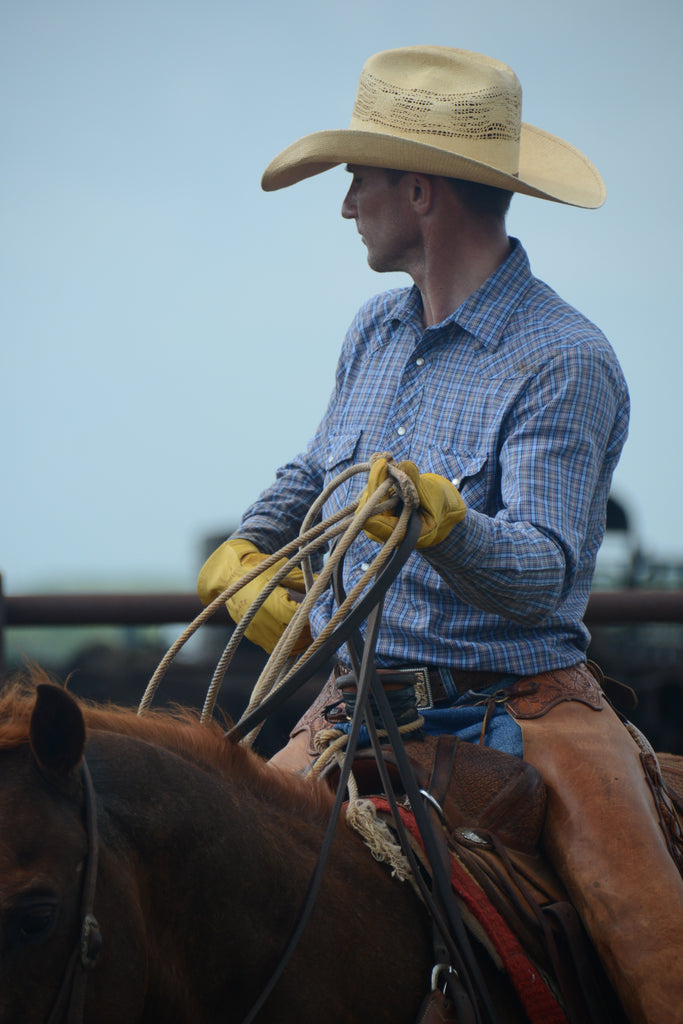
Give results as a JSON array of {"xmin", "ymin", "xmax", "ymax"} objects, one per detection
[{"xmin": 0, "ymin": 667, "xmax": 335, "ymax": 823}]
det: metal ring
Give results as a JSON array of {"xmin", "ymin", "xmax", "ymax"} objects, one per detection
[{"xmin": 419, "ymin": 788, "xmax": 445, "ymax": 820}]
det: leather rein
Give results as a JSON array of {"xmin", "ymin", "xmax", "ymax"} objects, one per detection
[
  {"xmin": 39, "ymin": 514, "xmax": 491, "ymax": 1023},
  {"xmin": 46, "ymin": 759, "xmax": 103, "ymax": 1024},
  {"xmin": 231, "ymin": 514, "xmax": 500, "ymax": 1024}
]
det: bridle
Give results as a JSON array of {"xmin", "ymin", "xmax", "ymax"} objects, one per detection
[{"xmin": 46, "ymin": 759, "xmax": 102, "ymax": 1024}]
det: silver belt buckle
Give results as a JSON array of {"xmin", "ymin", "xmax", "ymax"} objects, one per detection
[
  {"xmin": 413, "ymin": 666, "xmax": 434, "ymax": 710},
  {"xmin": 378, "ymin": 666, "xmax": 435, "ymax": 710}
]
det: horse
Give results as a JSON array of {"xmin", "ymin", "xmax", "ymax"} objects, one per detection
[
  {"xmin": 0, "ymin": 670, "xmax": 680, "ymax": 1024},
  {"xmin": 0, "ymin": 671, "xmax": 438, "ymax": 1023}
]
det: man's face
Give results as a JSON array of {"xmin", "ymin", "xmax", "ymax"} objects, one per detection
[{"xmin": 341, "ymin": 165, "xmax": 418, "ymax": 273}]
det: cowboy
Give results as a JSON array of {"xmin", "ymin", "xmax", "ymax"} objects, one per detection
[{"xmin": 198, "ymin": 47, "xmax": 683, "ymax": 1023}]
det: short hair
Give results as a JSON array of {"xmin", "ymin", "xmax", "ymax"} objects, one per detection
[
  {"xmin": 383, "ymin": 168, "xmax": 513, "ymax": 222},
  {"xmin": 447, "ymin": 176, "xmax": 513, "ymax": 221}
]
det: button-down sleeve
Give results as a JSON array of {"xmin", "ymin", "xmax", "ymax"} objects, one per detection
[{"xmin": 421, "ymin": 341, "xmax": 630, "ymax": 624}]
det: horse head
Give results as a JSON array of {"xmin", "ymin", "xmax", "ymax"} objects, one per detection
[
  {"xmin": 0, "ymin": 683, "xmax": 148, "ymax": 1024},
  {"xmin": 0, "ymin": 685, "xmax": 86, "ymax": 1021}
]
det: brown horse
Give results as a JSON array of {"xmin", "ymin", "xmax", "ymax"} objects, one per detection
[
  {"xmin": 0, "ymin": 671, "xmax": 678, "ymax": 1023},
  {"xmin": 0, "ymin": 673, "xmax": 437, "ymax": 1023}
]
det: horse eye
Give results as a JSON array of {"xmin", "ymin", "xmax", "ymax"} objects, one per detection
[
  {"xmin": 20, "ymin": 905, "xmax": 56, "ymax": 937},
  {"xmin": 8, "ymin": 902, "xmax": 58, "ymax": 945}
]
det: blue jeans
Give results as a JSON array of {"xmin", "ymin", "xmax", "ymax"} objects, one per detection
[
  {"xmin": 420, "ymin": 678, "xmax": 523, "ymax": 757},
  {"xmin": 334, "ymin": 677, "xmax": 524, "ymax": 757}
]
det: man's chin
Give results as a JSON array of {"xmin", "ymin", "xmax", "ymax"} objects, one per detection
[{"xmin": 366, "ymin": 253, "xmax": 395, "ymax": 274}]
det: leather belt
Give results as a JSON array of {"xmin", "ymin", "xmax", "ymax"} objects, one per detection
[{"xmin": 335, "ymin": 663, "xmax": 510, "ymax": 710}]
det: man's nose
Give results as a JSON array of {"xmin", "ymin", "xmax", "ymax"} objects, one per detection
[{"xmin": 341, "ymin": 186, "xmax": 357, "ymax": 219}]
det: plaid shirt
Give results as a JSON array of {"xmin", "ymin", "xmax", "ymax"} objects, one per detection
[{"xmin": 237, "ymin": 239, "xmax": 629, "ymax": 674}]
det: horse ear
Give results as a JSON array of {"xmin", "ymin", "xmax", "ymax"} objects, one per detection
[{"xmin": 30, "ymin": 683, "xmax": 86, "ymax": 778}]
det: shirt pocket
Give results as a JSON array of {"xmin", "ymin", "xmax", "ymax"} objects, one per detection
[
  {"xmin": 322, "ymin": 431, "xmax": 364, "ymax": 510},
  {"xmin": 324, "ymin": 430, "xmax": 363, "ymax": 472},
  {"xmin": 423, "ymin": 445, "xmax": 491, "ymax": 511}
]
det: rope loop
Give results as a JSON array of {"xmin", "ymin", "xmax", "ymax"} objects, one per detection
[
  {"xmin": 138, "ymin": 455, "xmax": 422, "ymax": 733},
  {"xmin": 309, "ymin": 714, "xmax": 425, "ymax": 781}
]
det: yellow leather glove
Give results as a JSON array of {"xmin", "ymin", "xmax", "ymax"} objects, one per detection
[
  {"xmin": 197, "ymin": 538, "xmax": 311, "ymax": 655},
  {"xmin": 357, "ymin": 458, "xmax": 466, "ymax": 548}
]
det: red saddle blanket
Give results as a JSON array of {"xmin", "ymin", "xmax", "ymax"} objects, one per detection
[{"xmin": 369, "ymin": 797, "xmax": 568, "ymax": 1024}]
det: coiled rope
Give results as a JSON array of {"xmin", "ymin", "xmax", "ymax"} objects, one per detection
[
  {"xmin": 138, "ymin": 454, "xmax": 421, "ymax": 742},
  {"xmin": 139, "ymin": 455, "xmax": 494, "ymax": 1024}
]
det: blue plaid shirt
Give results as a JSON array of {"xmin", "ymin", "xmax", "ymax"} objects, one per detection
[{"xmin": 236, "ymin": 239, "xmax": 629, "ymax": 674}]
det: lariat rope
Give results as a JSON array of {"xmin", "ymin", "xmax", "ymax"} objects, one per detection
[
  {"xmin": 139, "ymin": 455, "xmax": 494, "ymax": 1024},
  {"xmin": 310, "ymin": 714, "xmax": 425, "ymax": 779},
  {"xmin": 138, "ymin": 455, "xmax": 420, "ymax": 737}
]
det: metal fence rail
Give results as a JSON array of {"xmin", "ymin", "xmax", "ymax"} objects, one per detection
[
  {"xmin": 4, "ymin": 582, "xmax": 682, "ymax": 751},
  {"xmin": 4, "ymin": 588, "xmax": 683, "ymax": 629},
  {"xmin": 2, "ymin": 591, "xmax": 207, "ymax": 628}
]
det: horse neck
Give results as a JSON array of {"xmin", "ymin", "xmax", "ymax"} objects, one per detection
[
  {"xmin": 85, "ymin": 728, "xmax": 433, "ymax": 1023},
  {"xmin": 89, "ymin": 731, "xmax": 338, "ymax": 1004}
]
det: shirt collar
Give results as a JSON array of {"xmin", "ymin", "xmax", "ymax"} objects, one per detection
[
  {"xmin": 385, "ymin": 238, "xmax": 533, "ymax": 352},
  {"xmin": 451, "ymin": 238, "xmax": 532, "ymax": 351}
]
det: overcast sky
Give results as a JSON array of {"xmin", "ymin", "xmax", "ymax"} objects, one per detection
[{"xmin": 2, "ymin": 0, "xmax": 681, "ymax": 594}]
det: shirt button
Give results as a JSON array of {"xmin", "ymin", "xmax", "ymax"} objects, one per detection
[
  {"xmin": 416, "ymin": 357, "xmax": 425, "ymax": 366},
  {"xmin": 451, "ymin": 477, "xmax": 460, "ymax": 488},
  {"xmin": 397, "ymin": 426, "xmax": 406, "ymax": 436},
  {"xmin": 361, "ymin": 562, "xmax": 371, "ymax": 572}
]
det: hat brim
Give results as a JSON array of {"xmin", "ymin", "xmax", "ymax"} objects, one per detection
[{"xmin": 261, "ymin": 122, "xmax": 605, "ymax": 209}]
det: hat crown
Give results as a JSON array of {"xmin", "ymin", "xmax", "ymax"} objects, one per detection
[{"xmin": 349, "ymin": 47, "xmax": 522, "ymax": 174}]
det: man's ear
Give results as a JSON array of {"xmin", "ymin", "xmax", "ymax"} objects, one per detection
[{"xmin": 407, "ymin": 173, "xmax": 435, "ymax": 215}]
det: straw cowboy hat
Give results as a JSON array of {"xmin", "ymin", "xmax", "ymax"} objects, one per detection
[{"xmin": 262, "ymin": 45, "xmax": 605, "ymax": 209}]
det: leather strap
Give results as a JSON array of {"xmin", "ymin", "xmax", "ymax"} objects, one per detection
[
  {"xmin": 46, "ymin": 760, "xmax": 102, "ymax": 1024},
  {"xmin": 235, "ymin": 514, "xmax": 427, "ymax": 1024},
  {"xmin": 334, "ymin": 574, "xmax": 498, "ymax": 1022},
  {"xmin": 427, "ymin": 734, "xmax": 459, "ymax": 808}
]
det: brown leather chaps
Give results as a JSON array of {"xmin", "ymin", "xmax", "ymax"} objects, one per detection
[{"xmin": 511, "ymin": 666, "xmax": 683, "ymax": 1024}]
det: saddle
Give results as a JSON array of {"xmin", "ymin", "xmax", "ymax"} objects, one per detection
[
  {"xmin": 342, "ymin": 734, "xmax": 546, "ymax": 854},
  {"xmin": 331, "ymin": 735, "xmax": 626, "ymax": 1024},
  {"xmin": 313, "ymin": 661, "xmax": 683, "ymax": 1022}
]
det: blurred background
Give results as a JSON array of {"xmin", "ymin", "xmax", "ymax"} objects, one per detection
[{"xmin": 2, "ymin": 0, "xmax": 682, "ymax": 752}]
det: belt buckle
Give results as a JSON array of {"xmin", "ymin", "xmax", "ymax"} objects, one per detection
[
  {"xmin": 413, "ymin": 667, "xmax": 434, "ymax": 711},
  {"xmin": 379, "ymin": 666, "xmax": 434, "ymax": 710}
]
